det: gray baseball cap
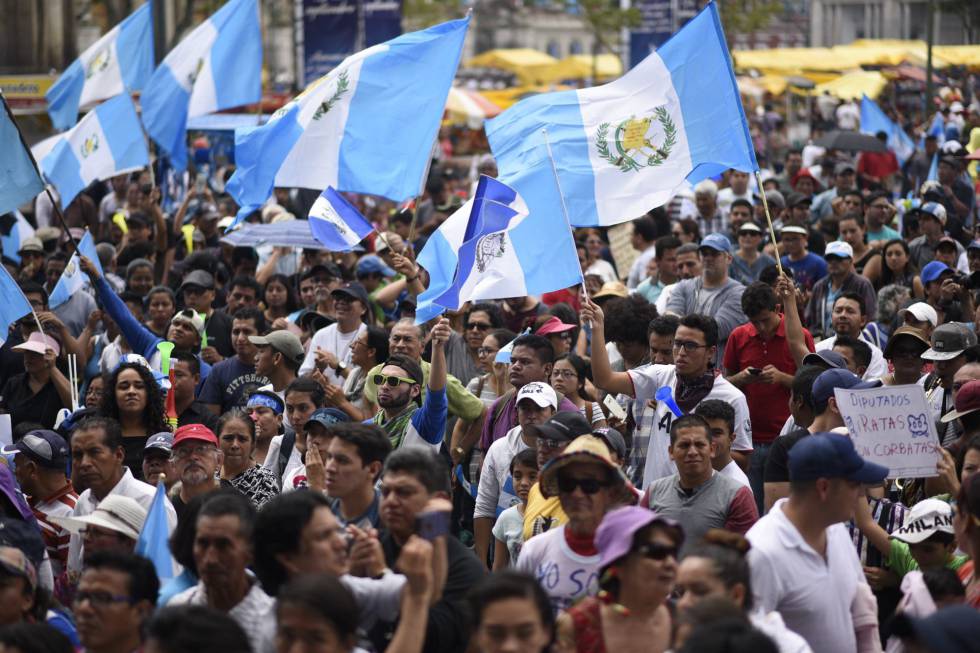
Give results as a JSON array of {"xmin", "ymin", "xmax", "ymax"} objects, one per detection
[
  {"xmin": 248, "ymin": 330, "xmax": 305, "ymax": 364},
  {"xmin": 921, "ymin": 323, "xmax": 978, "ymax": 361}
]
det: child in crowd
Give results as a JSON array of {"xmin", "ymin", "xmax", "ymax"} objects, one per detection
[{"xmin": 491, "ymin": 449, "xmax": 538, "ymax": 571}]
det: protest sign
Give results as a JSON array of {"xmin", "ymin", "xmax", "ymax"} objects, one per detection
[
  {"xmin": 834, "ymin": 384, "xmax": 940, "ymax": 478},
  {"xmin": 606, "ymin": 223, "xmax": 639, "ymax": 278}
]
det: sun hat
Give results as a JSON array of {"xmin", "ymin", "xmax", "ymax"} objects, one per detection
[
  {"xmin": 49, "ymin": 495, "xmax": 148, "ymax": 541},
  {"xmin": 535, "ymin": 316, "xmax": 576, "ymax": 337},
  {"xmin": 12, "ymin": 332, "xmax": 60, "ymax": 357},
  {"xmin": 596, "ymin": 506, "xmax": 683, "ymax": 569},
  {"xmin": 883, "ymin": 326, "xmax": 930, "ymax": 360},
  {"xmin": 539, "ymin": 434, "xmax": 633, "ymax": 499}
]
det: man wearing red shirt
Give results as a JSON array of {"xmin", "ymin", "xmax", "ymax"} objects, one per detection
[
  {"xmin": 857, "ymin": 132, "xmax": 900, "ymax": 188},
  {"xmin": 724, "ymin": 280, "xmax": 814, "ymax": 512}
]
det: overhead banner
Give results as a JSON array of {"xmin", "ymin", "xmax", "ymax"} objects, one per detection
[
  {"xmin": 627, "ymin": 0, "xmax": 698, "ymax": 70},
  {"xmin": 296, "ymin": 0, "xmax": 402, "ymax": 86}
]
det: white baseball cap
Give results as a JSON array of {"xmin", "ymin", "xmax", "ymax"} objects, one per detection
[
  {"xmin": 516, "ymin": 382, "xmax": 558, "ymax": 410},
  {"xmin": 890, "ymin": 498, "xmax": 954, "ymax": 544},
  {"xmin": 824, "ymin": 241, "xmax": 853, "ymax": 259},
  {"xmin": 899, "ymin": 302, "xmax": 939, "ymax": 328}
]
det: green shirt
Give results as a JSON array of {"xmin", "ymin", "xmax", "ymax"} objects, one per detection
[
  {"xmin": 364, "ymin": 360, "xmax": 484, "ymax": 422},
  {"xmin": 887, "ymin": 538, "xmax": 968, "ymax": 578}
]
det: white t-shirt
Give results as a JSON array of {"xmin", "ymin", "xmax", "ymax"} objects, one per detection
[
  {"xmin": 719, "ymin": 459, "xmax": 752, "ymax": 492},
  {"xmin": 815, "ymin": 334, "xmax": 888, "ymax": 381},
  {"xmin": 492, "ymin": 504, "xmax": 526, "ymax": 567},
  {"xmin": 747, "ymin": 499, "xmax": 865, "ymax": 653},
  {"xmin": 716, "ymin": 187, "xmax": 753, "ymax": 218},
  {"xmin": 516, "ymin": 524, "xmax": 600, "ymax": 615},
  {"xmin": 262, "ymin": 434, "xmax": 305, "ymax": 489},
  {"xmin": 475, "ymin": 426, "xmax": 530, "ymax": 520},
  {"xmin": 628, "ymin": 365, "xmax": 753, "ymax": 489},
  {"xmin": 299, "ymin": 322, "xmax": 365, "ymax": 385}
]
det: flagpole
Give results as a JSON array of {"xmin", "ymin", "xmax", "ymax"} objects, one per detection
[
  {"xmin": 754, "ymin": 170, "xmax": 783, "ymax": 276},
  {"xmin": 540, "ymin": 128, "xmax": 589, "ymax": 300},
  {"xmin": 0, "ymin": 92, "xmax": 80, "ymax": 257}
]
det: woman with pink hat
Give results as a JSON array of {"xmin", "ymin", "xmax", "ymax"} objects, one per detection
[
  {"xmin": 0, "ymin": 332, "xmax": 70, "ymax": 429},
  {"xmin": 554, "ymin": 505, "xmax": 683, "ymax": 653}
]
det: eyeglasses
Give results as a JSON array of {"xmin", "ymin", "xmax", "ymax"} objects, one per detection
[
  {"xmin": 73, "ymin": 590, "xmax": 133, "ymax": 608},
  {"xmin": 633, "ymin": 542, "xmax": 679, "ymax": 561},
  {"xmin": 173, "ymin": 444, "xmax": 217, "ymax": 460},
  {"xmin": 557, "ymin": 475, "xmax": 609, "ymax": 494},
  {"xmin": 465, "ymin": 322, "xmax": 492, "ymax": 331},
  {"xmin": 673, "ymin": 340, "xmax": 708, "ymax": 352},
  {"xmin": 890, "ymin": 349, "xmax": 922, "ymax": 360},
  {"xmin": 551, "ymin": 369, "xmax": 579, "ymax": 379},
  {"xmin": 477, "ymin": 347, "xmax": 499, "ymax": 357},
  {"xmin": 372, "ymin": 374, "xmax": 417, "ymax": 388},
  {"xmin": 537, "ymin": 437, "xmax": 565, "ymax": 450}
]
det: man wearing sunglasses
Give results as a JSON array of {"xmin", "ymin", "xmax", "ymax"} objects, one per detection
[
  {"xmin": 516, "ymin": 433, "xmax": 633, "ymax": 614},
  {"xmin": 369, "ymin": 318, "xmax": 451, "ymax": 452},
  {"xmin": 643, "ymin": 414, "xmax": 757, "ymax": 554}
]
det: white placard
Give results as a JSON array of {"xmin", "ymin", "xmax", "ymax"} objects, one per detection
[
  {"xmin": 834, "ymin": 384, "xmax": 941, "ymax": 478},
  {"xmin": 0, "ymin": 415, "xmax": 10, "ymax": 448}
]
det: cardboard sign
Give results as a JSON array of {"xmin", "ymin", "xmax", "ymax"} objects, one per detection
[
  {"xmin": 834, "ymin": 384, "xmax": 941, "ymax": 478},
  {"xmin": 607, "ymin": 223, "xmax": 639, "ymax": 280}
]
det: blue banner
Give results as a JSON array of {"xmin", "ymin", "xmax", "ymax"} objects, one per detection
[
  {"xmin": 628, "ymin": 0, "xmax": 698, "ymax": 70},
  {"xmin": 299, "ymin": 0, "xmax": 403, "ymax": 86}
]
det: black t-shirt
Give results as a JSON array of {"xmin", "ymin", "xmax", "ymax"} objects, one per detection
[
  {"xmin": 764, "ymin": 428, "xmax": 811, "ymax": 483},
  {"xmin": 178, "ymin": 401, "xmax": 220, "ymax": 433},
  {"xmin": 0, "ymin": 372, "xmax": 64, "ymax": 430},
  {"xmin": 204, "ymin": 310, "xmax": 235, "ymax": 359}
]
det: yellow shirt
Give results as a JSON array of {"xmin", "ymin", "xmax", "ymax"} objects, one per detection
[{"xmin": 522, "ymin": 481, "xmax": 567, "ymax": 541}]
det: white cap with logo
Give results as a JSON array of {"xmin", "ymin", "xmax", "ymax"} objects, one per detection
[{"xmin": 516, "ymin": 382, "xmax": 558, "ymax": 410}]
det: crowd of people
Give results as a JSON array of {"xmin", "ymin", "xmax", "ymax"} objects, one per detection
[{"xmin": 0, "ymin": 86, "xmax": 979, "ymax": 653}]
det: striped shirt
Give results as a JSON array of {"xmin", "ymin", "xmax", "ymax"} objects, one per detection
[
  {"xmin": 846, "ymin": 496, "xmax": 908, "ymax": 568},
  {"xmin": 30, "ymin": 483, "xmax": 78, "ymax": 578}
]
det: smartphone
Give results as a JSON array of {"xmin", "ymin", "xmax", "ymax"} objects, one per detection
[
  {"xmin": 747, "ymin": 367, "xmax": 762, "ymax": 375},
  {"xmin": 602, "ymin": 394, "xmax": 627, "ymax": 421},
  {"xmin": 415, "ymin": 509, "xmax": 450, "ymax": 541},
  {"xmin": 194, "ymin": 173, "xmax": 207, "ymax": 194}
]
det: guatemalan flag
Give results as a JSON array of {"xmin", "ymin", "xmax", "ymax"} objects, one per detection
[
  {"xmin": 225, "ymin": 16, "xmax": 470, "ymax": 229},
  {"xmin": 415, "ymin": 173, "xmax": 582, "ymax": 323},
  {"xmin": 0, "ymin": 265, "xmax": 32, "ymax": 347},
  {"xmin": 141, "ymin": 0, "xmax": 262, "ymax": 170},
  {"xmin": 308, "ymin": 187, "xmax": 374, "ymax": 251},
  {"xmin": 0, "ymin": 95, "xmax": 44, "ymax": 216},
  {"xmin": 0, "ymin": 212, "xmax": 35, "ymax": 265},
  {"xmin": 136, "ymin": 480, "xmax": 175, "ymax": 581},
  {"xmin": 49, "ymin": 231, "xmax": 103, "ymax": 308},
  {"xmin": 45, "ymin": 2, "xmax": 153, "ymax": 131},
  {"xmin": 859, "ymin": 95, "xmax": 915, "ymax": 165},
  {"xmin": 40, "ymin": 94, "xmax": 149, "ymax": 209},
  {"xmin": 487, "ymin": 2, "xmax": 755, "ymax": 228}
]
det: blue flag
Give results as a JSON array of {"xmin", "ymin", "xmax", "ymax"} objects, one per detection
[
  {"xmin": 0, "ymin": 97, "xmax": 44, "ymax": 216},
  {"xmin": 135, "ymin": 480, "xmax": 174, "ymax": 582},
  {"xmin": 487, "ymin": 3, "xmax": 754, "ymax": 227},
  {"xmin": 49, "ymin": 231, "xmax": 103, "ymax": 308},
  {"xmin": 416, "ymin": 168, "xmax": 582, "ymax": 322},
  {"xmin": 40, "ymin": 94, "xmax": 149, "ymax": 209},
  {"xmin": 0, "ymin": 265, "xmax": 32, "ymax": 347},
  {"xmin": 141, "ymin": 0, "xmax": 262, "ymax": 169},
  {"xmin": 0, "ymin": 211, "xmax": 36, "ymax": 265},
  {"xmin": 45, "ymin": 2, "xmax": 153, "ymax": 131},
  {"xmin": 859, "ymin": 95, "xmax": 915, "ymax": 165},
  {"xmin": 225, "ymin": 16, "xmax": 470, "ymax": 230},
  {"xmin": 308, "ymin": 187, "xmax": 375, "ymax": 251},
  {"xmin": 927, "ymin": 153, "xmax": 939, "ymax": 183}
]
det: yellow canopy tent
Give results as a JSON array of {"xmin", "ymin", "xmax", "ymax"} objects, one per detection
[
  {"xmin": 539, "ymin": 54, "xmax": 623, "ymax": 82},
  {"xmin": 466, "ymin": 49, "xmax": 559, "ymax": 85},
  {"xmin": 479, "ymin": 84, "xmax": 573, "ymax": 111},
  {"xmin": 935, "ymin": 45, "xmax": 980, "ymax": 68},
  {"xmin": 811, "ymin": 70, "xmax": 888, "ymax": 100}
]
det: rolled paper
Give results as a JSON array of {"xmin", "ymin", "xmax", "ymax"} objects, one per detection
[
  {"xmin": 655, "ymin": 386, "xmax": 684, "ymax": 417},
  {"xmin": 156, "ymin": 341, "xmax": 175, "ymax": 375},
  {"xmin": 112, "ymin": 211, "xmax": 128, "ymax": 235},
  {"xmin": 181, "ymin": 224, "xmax": 195, "ymax": 254}
]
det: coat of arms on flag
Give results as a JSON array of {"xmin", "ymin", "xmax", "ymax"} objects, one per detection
[{"xmin": 596, "ymin": 106, "xmax": 677, "ymax": 173}]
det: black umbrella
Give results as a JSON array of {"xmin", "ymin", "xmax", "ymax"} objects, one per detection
[{"xmin": 814, "ymin": 130, "xmax": 887, "ymax": 153}]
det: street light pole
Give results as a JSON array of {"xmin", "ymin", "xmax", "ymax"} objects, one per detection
[{"xmin": 925, "ymin": 0, "xmax": 934, "ymax": 117}]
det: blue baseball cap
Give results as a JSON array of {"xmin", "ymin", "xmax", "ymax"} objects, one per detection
[
  {"xmin": 789, "ymin": 432, "xmax": 889, "ymax": 484},
  {"xmin": 356, "ymin": 254, "xmax": 395, "ymax": 278},
  {"xmin": 304, "ymin": 408, "xmax": 350, "ymax": 432},
  {"xmin": 144, "ymin": 432, "xmax": 174, "ymax": 454},
  {"xmin": 698, "ymin": 233, "xmax": 732, "ymax": 254},
  {"xmin": 920, "ymin": 260, "xmax": 953, "ymax": 285},
  {"xmin": 1, "ymin": 430, "xmax": 69, "ymax": 470},
  {"xmin": 801, "ymin": 350, "xmax": 848, "ymax": 370},
  {"xmin": 812, "ymin": 368, "xmax": 880, "ymax": 411}
]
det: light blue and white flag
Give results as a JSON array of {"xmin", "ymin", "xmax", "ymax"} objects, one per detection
[
  {"xmin": 0, "ymin": 97, "xmax": 44, "ymax": 216},
  {"xmin": 0, "ymin": 212, "xmax": 35, "ymax": 265},
  {"xmin": 415, "ymin": 166, "xmax": 583, "ymax": 323},
  {"xmin": 45, "ymin": 3, "xmax": 153, "ymax": 131},
  {"xmin": 40, "ymin": 94, "xmax": 149, "ymax": 209},
  {"xmin": 49, "ymin": 231, "xmax": 103, "ymax": 308},
  {"xmin": 487, "ymin": 3, "xmax": 754, "ymax": 228},
  {"xmin": 225, "ymin": 16, "xmax": 470, "ymax": 230},
  {"xmin": 308, "ymin": 187, "xmax": 375, "ymax": 251},
  {"xmin": 927, "ymin": 153, "xmax": 939, "ymax": 183},
  {"xmin": 141, "ymin": 0, "xmax": 262, "ymax": 170},
  {"xmin": 859, "ymin": 95, "xmax": 915, "ymax": 165},
  {"xmin": 0, "ymin": 265, "xmax": 32, "ymax": 347},
  {"xmin": 135, "ymin": 480, "xmax": 174, "ymax": 582},
  {"xmin": 495, "ymin": 328, "xmax": 530, "ymax": 364}
]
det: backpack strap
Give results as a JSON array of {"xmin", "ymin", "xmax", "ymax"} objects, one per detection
[{"xmin": 278, "ymin": 430, "xmax": 296, "ymax": 478}]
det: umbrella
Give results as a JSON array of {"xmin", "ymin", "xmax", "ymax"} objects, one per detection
[
  {"xmin": 220, "ymin": 220, "xmax": 333, "ymax": 250},
  {"xmin": 814, "ymin": 130, "xmax": 887, "ymax": 153}
]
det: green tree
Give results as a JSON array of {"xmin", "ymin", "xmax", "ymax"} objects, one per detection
[
  {"xmin": 568, "ymin": 0, "xmax": 641, "ymax": 57},
  {"xmin": 402, "ymin": 0, "xmax": 465, "ymax": 31},
  {"xmin": 717, "ymin": 0, "xmax": 783, "ymax": 49}
]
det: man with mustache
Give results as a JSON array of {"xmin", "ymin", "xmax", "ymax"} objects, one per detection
[{"xmin": 169, "ymin": 424, "xmax": 235, "ymax": 520}]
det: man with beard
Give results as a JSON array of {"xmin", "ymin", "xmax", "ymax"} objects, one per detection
[
  {"xmin": 369, "ymin": 318, "xmax": 451, "ymax": 452},
  {"xmin": 299, "ymin": 282, "xmax": 369, "ymax": 385},
  {"xmin": 813, "ymin": 293, "xmax": 888, "ymax": 380},
  {"xmin": 169, "ymin": 424, "xmax": 236, "ymax": 520}
]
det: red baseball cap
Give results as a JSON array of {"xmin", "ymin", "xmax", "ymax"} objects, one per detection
[{"xmin": 172, "ymin": 424, "xmax": 218, "ymax": 447}]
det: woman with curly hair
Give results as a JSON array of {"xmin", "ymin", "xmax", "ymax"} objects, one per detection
[
  {"xmin": 99, "ymin": 361, "xmax": 168, "ymax": 479},
  {"xmin": 217, "ymin": 408, "xmax": 282, "ymax": 506}
]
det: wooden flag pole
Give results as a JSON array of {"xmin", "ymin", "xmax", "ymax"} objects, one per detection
[{"xmin": 755, "ymin": 170, "xmax": 783, "ymax": 276}]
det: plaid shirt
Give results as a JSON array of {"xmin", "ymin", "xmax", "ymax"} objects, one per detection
[{"xmin": 697, "ymin": 209, "xmax": 728, "ymax": 237}]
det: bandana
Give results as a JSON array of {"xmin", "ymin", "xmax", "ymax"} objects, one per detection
[
  {"xmin": 675, "ymin": 372, "xmax": 716, "ymax": 415},
  {"xmin": 247, "ymin": 393, "xmax": 283, "ymax": 414}
]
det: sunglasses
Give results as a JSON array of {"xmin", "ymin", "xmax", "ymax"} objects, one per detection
[
  {"xmin": 465, "ymin": 322, "xmax": 492, "ymax": 331},
  {"xmin": 557, "ymin": 475, "xmax": 609, "ymax": 495},
  {"xmin": 633, "ymin": 542, "xmax": 679, "ymax": 561},
  {"xmin": 372, "ymin": 373, "xmax": 417, "ymax": 388}
]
